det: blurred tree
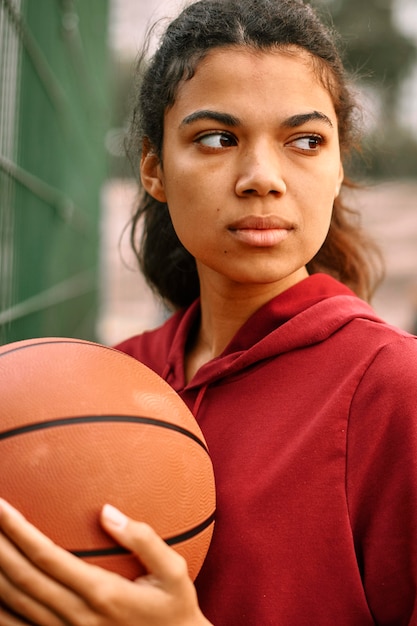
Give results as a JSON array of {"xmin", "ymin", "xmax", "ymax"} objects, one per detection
[
  {"xmin": 106, "ymin": 0, "xmax": 417, "ymax": 181},
  {"xmin": 315, "ymin": 0, "xmax": 415, "ymax": 90},
  {"xmin": 312, "ymin": 0, "xmax": 417, "ymax": 179}
]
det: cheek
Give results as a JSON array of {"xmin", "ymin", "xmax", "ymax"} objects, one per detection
[
  {"xmin": 163, "ymin": 174, "xmax": 217, "ymax": 250},
  {"xmin": 299, "ymin": 189, "xmax": 334, "ymax": 252},
  {"xmin": 168, "ymin": 206, "xmax": 192, "ymax": 246},
  {"xmin": 166, "ymin": 197, "xmax": 206, "ymax": 254},
  {"xmin": 313, "ymin": 198, "xmax": 334, "ymax": 237}
]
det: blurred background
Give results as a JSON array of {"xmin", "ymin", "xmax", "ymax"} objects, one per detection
[{"xmin": 1, "ymin": 0, "xmax": 416, "ymax": 347}]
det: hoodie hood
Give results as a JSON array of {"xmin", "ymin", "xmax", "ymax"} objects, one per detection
[
  {"xmin": 117, "ymin": 274, "xmax": 384, "ymax": 394},
  {"xmin": 179, "ymin": 274, "xmax": 383, "ymax": 390}
]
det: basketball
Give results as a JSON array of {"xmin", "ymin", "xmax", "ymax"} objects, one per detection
[{"xmin": 0, "ymin": 337, "xmax": 216, "ymax": 581}]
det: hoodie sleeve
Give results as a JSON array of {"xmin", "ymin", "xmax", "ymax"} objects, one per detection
[{"xmin": 346, "ymin": 335, "xmax": 417, "ymax": 625}]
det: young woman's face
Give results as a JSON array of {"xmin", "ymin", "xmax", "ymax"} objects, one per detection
[{"xmin": 142, "ymin": 47, "xmax": 344, "ymax": 294}]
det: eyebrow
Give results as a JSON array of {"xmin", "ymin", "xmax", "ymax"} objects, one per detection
[
  {"xmin": 180, "ymin": 110, "xmax": 241, "ymax": 127},
  {"xmin": 282, "ymin": 111, "xmax": 333, "ymax": 128},
  {"xmin": 180, "ymin": 108, "xmax": 333, "ymax": 129}
]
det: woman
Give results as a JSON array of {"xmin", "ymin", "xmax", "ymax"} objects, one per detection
[{"xmin": 1, "ymin": 0, "xmax": 416, "ymax": 624}]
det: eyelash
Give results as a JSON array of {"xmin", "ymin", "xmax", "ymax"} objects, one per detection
[
  {"xmin": 194, "ymin": 131, "xmax": 325, "ymax": 153},
  {"xmin": 288, "ymin": 134, "xmax": 324, "ymax": 152},
  {"xmin": 195, "ymin": 131, "xmax": 237, "ymax": 149}
]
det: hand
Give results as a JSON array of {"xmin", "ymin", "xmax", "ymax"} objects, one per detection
[{"xmin": 0, "ymin": 499, "xmax": 212, "ymax": 626}]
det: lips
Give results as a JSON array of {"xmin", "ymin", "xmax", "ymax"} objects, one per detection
[
  {"xmin": 228, "ymin": 215, "xmax": 293, "ymax": 231},
  {"xmin": 228, "ymin": 215, "xmax": 293, "ymax": 247}
]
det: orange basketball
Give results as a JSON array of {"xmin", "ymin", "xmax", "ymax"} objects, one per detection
[{"xmin": 0, "ymin": 337, "xmax": 215, "ymax": 581}]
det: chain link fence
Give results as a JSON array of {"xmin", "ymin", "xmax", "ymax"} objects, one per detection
[{"xmin": 0, "ymin": 0, "xmax": 109, "ymax": 344}]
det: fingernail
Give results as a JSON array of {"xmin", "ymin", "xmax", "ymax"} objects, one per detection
[
  {"xmin": 102, "ymin": 504, "xmax": 128, "ymax": 529},
  {"xmin": 0, "ymin": 498, "xmax": 18, "ymax": 516}
]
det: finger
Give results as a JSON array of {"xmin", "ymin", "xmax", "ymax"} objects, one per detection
[
  {"xmin": 0, "ymin": 528, "xmax": 75, "ymax": 626},
  {"xmin": 0, "ymin": 499, "xmax": 155, "ymax": 623},
  {"xmin": 101, "ymin": 504, "xmax": 190, "ymax": 585},
  {"xmin": 0, "ymin": 500, "xmax": 105, "ymax": 620},
  {"xmin": 0, "ymin": 499, "xmax": 105, "ymax": 588},
  {"xmin": 0, "ymin": 605, "xmax": 31, "ymax": 626},
  {"xmin": 0, "ymin": 565, "xmax": 63, "ymax": 626}
]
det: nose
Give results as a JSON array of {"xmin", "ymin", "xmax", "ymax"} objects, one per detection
[{"xmin": 235, "ymin": 141, "xmax": 287, "ymax": 197}]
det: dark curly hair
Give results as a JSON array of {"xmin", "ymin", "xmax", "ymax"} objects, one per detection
[{"xmin": 126, "ymin": 0, "xmax": 383, "ymax": 309}]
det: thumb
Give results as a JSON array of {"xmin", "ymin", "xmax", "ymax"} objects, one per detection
[
  {"xmin": 101, "ymin": 503, "xmax": 129, "ymax": 534},
  {"xmin": 100, "ymin": 504, "xmax": 188, "ymax": 581}
]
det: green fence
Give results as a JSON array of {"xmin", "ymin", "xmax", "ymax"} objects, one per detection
[{"xmin": 0, "ymin": 0, "xmax": 109, "ymax": 345}]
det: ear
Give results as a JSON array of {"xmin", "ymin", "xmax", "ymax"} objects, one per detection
[{"xmin": 140, "ymin": 139, "xmax": 167, "ymax": 203}]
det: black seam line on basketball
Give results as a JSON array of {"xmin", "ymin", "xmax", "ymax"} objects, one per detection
[
  {"xmin": 0, "ymin": 415, "xmax": 209, "ymax": 452},
  {"xmin": 0, "ymin": 339, "xmax": 124, "ymax": 359},
  {"xmin": 70, "ymin": 511, "xmax": 216, "ymax": 558}
]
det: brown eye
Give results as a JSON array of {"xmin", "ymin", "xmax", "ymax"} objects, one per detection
[
  {"xmin": 197, "ymin": 132, "xmax": 237, "ymax": 148},
  {"xmin": 289, "ymin": 135, "xmax": 324, "ymax": 152}
]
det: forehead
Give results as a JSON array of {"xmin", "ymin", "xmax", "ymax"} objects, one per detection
[{"xmin": 167, "ymin": 46, "xmax": 337, "ymax": 125}]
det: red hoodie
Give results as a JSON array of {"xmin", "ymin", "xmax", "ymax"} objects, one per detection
[{"xmin": 116, "ymin": 274, "xmax": 417, "ymax": 625}]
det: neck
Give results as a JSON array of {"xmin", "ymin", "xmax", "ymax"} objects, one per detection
[{"xmin": 184, "ymin": 268, "xmax": 308, "ymax": 382}]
